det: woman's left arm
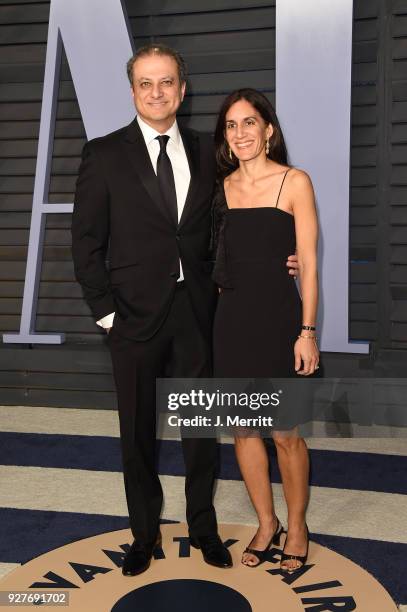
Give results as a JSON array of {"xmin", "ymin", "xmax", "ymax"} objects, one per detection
[{"xmin": 291, "ymin": 170, "xmax": 319, "ymax": 375}]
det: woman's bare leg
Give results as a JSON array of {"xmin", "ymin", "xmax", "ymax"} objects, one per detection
[
  {"xmin": 234, "ymin": 435, "xmax": 278, "ymax": 566},
  {"xmin": 273, "ymin": 430, "xmax": 309, "ymax": 571}
]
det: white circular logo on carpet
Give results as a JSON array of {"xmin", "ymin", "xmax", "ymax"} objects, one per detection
[{"xmin": 0, "ymin": 524, "xmax": 397, "ymax": 611}]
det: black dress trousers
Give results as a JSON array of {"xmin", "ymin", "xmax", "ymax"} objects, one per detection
[{"xmin": 108, "ymin": 283, "xmax": 218, "ymax": 544}]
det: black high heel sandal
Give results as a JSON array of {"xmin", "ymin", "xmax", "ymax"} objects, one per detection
[
  {"xmin": 242, "ymin": 517, "xmax": 285, "ymax": 568},
  {"xmin": 280, "ymin": 524, "xmax": 309, "ymax": 573}
]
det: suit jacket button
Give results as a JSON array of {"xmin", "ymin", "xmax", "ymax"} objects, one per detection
[
  {"xmin": 170, "ymin": 272, "xmax": 177, "ymax": 277},
  {"xmin": 176, "ymin": 234, "xmax": 180, "ymax": 241}
]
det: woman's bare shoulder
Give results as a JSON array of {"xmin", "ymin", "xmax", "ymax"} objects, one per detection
[
  {"xmin": 287, "ymin": 167, "xmax": 316, "ymax": 217},
  {"xmin": 287, "ymin": 167, "xmax": 313, "ymax": 189}
]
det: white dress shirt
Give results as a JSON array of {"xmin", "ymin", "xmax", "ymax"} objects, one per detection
[{"xmin": 97, "ymin": 115, "xmax": 191, "ymax": 329}]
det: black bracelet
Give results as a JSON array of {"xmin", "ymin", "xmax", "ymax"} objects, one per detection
[{"xmin": 302, "ymin": 325, "xmax": 316, "ymax": 331}]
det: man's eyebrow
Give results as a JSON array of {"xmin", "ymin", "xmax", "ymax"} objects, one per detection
[{"xmin": 136, "ymin": 75, "xmax": 174, "ymax": 81}]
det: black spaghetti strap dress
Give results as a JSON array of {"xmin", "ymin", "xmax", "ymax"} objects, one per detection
[{"xmin": 212, "ymin": 169, "xmax": 310, "ymax": 429}]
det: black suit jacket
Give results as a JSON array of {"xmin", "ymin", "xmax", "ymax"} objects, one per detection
[{"xmin": 71, "ymin": 118, "xmax": 217, "ymax": 341}]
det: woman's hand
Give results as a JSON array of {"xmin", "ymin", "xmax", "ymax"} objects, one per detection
[{"xmin": 294, "ymin": 337, "xmax": 319, "ymax": 375}]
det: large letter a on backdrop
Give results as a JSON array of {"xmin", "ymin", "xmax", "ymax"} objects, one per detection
[{"xmin": 3, "ymin": 0, "xmax": 134, "ymax": 344}]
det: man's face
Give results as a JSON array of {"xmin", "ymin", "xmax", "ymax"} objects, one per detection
[{"xmin": 131, "ymin": 53, "xmax": 186, "ymax": 131}]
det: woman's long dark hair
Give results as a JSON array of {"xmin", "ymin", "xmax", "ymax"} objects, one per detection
[{"xmin": 214, "ymin": 88, "xmax": 289, "ymax": 178}]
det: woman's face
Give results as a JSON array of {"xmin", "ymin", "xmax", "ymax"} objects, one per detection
[{"xmin": 224, "ymin": 99, "xmax": 272, "ymax": 162}]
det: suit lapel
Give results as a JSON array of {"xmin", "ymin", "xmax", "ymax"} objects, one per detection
[
  {"xmin": 123, "ymin": 118, "xmax": 175, "ymax": 226},
  {"xmin": 179, "ymin": 126, "xmax": 200, "ymax": 228}
]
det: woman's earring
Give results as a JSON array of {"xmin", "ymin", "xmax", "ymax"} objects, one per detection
[
  {"xmin": 228, "ymin": 146, "xmax": 233, "ymax": 160},
  {"xmin": 265, "ymin": 138, "xmax": 270, "ymax": 156}
]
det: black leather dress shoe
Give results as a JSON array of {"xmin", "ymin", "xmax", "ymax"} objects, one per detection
[
  {"xmin": 122, "ymin": 532, "xmax": 162, "ymax": 577},
  {"xmin": 190, "ymin": 534, "xmax": 233, "ymax": 568}
]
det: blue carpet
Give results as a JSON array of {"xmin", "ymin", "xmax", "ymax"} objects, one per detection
[
  {"xmin": 0, "ymin": 432, "xmax": 406, "ymax": 495},
  {"xmin": 0, "ymin": 508, "xmax": 177, "ymax": 565}
]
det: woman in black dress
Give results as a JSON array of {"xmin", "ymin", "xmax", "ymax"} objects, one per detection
[{"xmin": 212, "ymin": 89, "xmax": 319, "ymax": 572}]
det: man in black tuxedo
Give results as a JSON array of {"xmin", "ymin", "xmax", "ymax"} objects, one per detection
[
  {"xmin": 72, "ymin": 44, "xmax": 230, "ymax": 576},
  {"xmin": 72, "ymin": 43, "xmax": 298, "ymax": 576}
]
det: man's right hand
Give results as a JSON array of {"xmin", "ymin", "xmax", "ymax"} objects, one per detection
[{"xmin": 287, "ymin": 253, "xmax": 299, "ymax": 277}]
